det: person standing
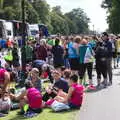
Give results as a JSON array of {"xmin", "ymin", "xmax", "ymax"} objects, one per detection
[
  {"xmin": 68, "ymin": 37, "xmax": 80, "ymax": 72},
  {"xmin": 102, "ymin": 32, "xmax": 113, "ymax": 85},
  {"xmin": 109, "ymin": 34, "xmax": 117, "ymax": 69},
  {"xmin": 116, "ymin": 36, "xmax": 120, "ymax": 67},
  {"xmin": 95, "ymin": 41, "xmax": 108, "ymax": 88},
  {"xmin": 35, "ymin": 39, "xmax": 47, "ymax": 61},
  {"xmin": 12, "ymin": 42, "xmax": 19, "ymax": 67},
  {"xmin": 25, "ymin": 41, "xmax": 33, "ymax": 63},
  {"xmin": 78, "ymin": 39, "xmax": 95, "ymax": 89},
  {"xmin": 0, "ymin": 68, "xmax": 10, "ymax": 91},
  {"xmin": 51, "ymin": 38, "xmax": 64, "ymax": 68}
]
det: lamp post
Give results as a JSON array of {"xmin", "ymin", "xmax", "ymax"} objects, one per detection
[
  {"xmin": 93, "ymin": 24, "xmax": 95, "ymax": 35},
  {"xmin": 21, "ymin": 0, "xmax": 26, "ymax": 71}
]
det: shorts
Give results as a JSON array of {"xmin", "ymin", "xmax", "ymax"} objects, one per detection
[
  {"xmin": 69, "ymin": 58, "xmax": 79, "ymax": 70},
  {"xmin": 29, "ymin": 107, "xmax": 42, "ymax": 113},
  {"xmin": 112, "ymin": 52, "xmax": 117, "ymax": 58},
  {"xmin": 68, "ymin": 103, "xmax": 81, "ymax": 109}
]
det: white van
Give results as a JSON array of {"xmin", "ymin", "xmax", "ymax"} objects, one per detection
[
  {"xmin": 28, "ymin": 24, "xmax": 39, "ymax": 39},
  {"xmin": 0, "ymin": 20, "xmax": 14, "ymax": 41},
  {"xmin": 4, "ymin": 22, "xmax": 13, "ymax": 40}
]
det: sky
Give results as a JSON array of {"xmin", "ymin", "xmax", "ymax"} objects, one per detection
[{"xmin": 46, "ymin": 0, "xmax": 108, "ymax": 32}]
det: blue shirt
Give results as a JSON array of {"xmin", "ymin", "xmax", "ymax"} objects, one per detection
[
  {"xmin": 68, "ymin": 42, "xmax": 78, "ymax": 58},
  {"xmin": 104, "ymin": 40, "xmax": 112, "ymax": 58}
]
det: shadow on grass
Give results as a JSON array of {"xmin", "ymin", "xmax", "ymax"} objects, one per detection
[
  {"xmin": 9, "ymin": 115, "xmax": 25, "ymax": 120},
  {"xmin": 49, "ymin": 108, "xmax": 80, "ymax": 114}
]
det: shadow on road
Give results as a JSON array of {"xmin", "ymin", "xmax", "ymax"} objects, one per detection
[
  {"xmin": 113, "ymin": 73, "xmax": 120, "ymax": 76},
  {"xmin": 85, "ymin": 86, "xmax": 108, "ymax": 93}
]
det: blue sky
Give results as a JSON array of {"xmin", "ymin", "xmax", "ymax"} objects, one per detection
[{"xmin": 46, "ymin": 0, "xmax": 108, "ymax": 32}]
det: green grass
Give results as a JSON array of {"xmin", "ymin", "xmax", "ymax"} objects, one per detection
[
  {"xmin": 0, "ymin": 82, "xmax": 78, "ymax": 120},
  {"xmin": 1, "ymin": 108, "xmax": 78, "ymax": 120}
]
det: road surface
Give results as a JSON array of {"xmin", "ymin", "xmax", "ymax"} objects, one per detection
[{"xmin": 76, "ymin": 69, "xmax": 120, "ymax": 120}]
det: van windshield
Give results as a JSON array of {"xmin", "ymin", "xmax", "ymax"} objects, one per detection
[{"xmin": 31, "ymin": 30, "xmax": 38, "ymax": 36}]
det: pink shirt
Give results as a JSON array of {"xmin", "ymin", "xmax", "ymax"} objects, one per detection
[
  {"xmin": 0, "ymin": 69, "xmax": 7, "ymax": 84},
  {"xmin": 27, "ymin": 88, "xmax": 42, "ymax": 109},
  {"xmin": 69, "ymin": 83, "xmax": 84, "ymax": 106}
]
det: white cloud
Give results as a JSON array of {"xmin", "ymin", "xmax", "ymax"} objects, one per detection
[{"xmin": 46, "ymin": 0, "xmax": 108, "ymax": 32}]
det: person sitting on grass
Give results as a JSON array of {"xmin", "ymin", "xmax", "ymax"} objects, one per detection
[
  {"xmin": 63, "ymin": 69, "xmax": 72, "ymax": 82},
  {"xmin": 11, "ymin": 81, "xmax": 42, "ymax": 115},
  {"xmin": 52, "ymin": 74, "xmax": 84, "ymax": 109},
  {"xmin": 0, "ymin": 87, "xmax": 11, "ymax": 116},
  {"xmin": 42, "ymin": 70, "xmax": 69, "ymax": 102},
  {"xmin": 28, "ymin": 68, "xmax": 41, "ymax": 92},
  {"xmin": 0, "ymin": 68, "xmax": 10, "ymax": 91}
]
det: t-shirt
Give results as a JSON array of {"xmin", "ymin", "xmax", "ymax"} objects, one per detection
[
  {"xmin": 69, "ymin": 83, "xmax": 84, "ymax": 106},
  {"xmin": 0, "ymin": 69, "xmax": 7, "ymax": 84},
  {"xmin": 53, "ymin": 78, "xmax": 69, "ymax": 93},
  {"xmin": 27, "ymin": 88, "xmax": 42, "ymax": 109}
]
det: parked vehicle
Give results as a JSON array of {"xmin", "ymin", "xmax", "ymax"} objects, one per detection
[
  {"xmin": 28, "ymin": 24, "xmax": 39, "ymax": 39},
  {"xmin": 4, "ymin": 22, "xmax": 14, "ymax": 40},
  {"xmin": 0, "ymin": 19, "xmax": 7, "ymax": 39}
]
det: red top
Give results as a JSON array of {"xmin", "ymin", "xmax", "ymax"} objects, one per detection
[
  {"xmin": 36, "ymin": 45, "xmax": 47, "ymax": 61},
  {"xmin": 69, "ymin": 83, "xmax": 84, "ymax": 106},
  {"xmin": 0, "ymin": 69, "xmax": 7, "ymax": 84},
  {"xmin": 27, "ymin": 88, "xmax": 42, "ymax": 109}
]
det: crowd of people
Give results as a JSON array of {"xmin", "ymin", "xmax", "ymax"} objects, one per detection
[{"xmin": 0, "ymin": 32, "xmax": 120, "ymax": 117}]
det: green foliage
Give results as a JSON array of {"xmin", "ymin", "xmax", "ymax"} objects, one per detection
[
  {"xmin": 50, "ymin": 6, "xmax": 70, "ymax": 35},
  {"xmin": 32, "ymin": 0, "xmax": 50, "ymax": 24},
  {"xmin": 65, "ymin": 8, "xmax": 90, "ymax": 34},
  {"xmin": 0, "ymin": 0, "xmax": 90, "ymax": 35},
  {"xmin": 102, "ymin": 0, "xmax": 120, "ymax": 33},
  {"xmin": 25, "ymin": 0, "xmax": 40, "ymax": 24},
  {"xmin": 101, "ymin": 0, "xmax": 112, "ymax": 10},
  {"xmin": 0, "ymin": 0, "xmax": 4, "ymax": 9}
]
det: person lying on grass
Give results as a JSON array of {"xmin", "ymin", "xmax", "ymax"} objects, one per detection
[
  {"xmin": 10, "ymin": 81, "xmax": 42, "ymax": 114},
  {"xmin": 46, "ymin": 74, "xmax": 84, "ymax": 109}
]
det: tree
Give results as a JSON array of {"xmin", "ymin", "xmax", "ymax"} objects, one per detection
[
  {"xmin": 65, "ymin": 8, "xmax": 90, "ymax": 34},
  {"xmin": 32, "ymin": 0, "xmax": 50, "ymax": 24},
  {"xmin": 25, "ymin": 0, "xmax": 40, "ymax": 23},
  {"xmin": 0, "ymin": 0, "xmax": 90, "ymax": 35},
  {"xmin": 50, "ymin": 11, "xmax": 69, "ymax": 35},
  {"xmin": 102, "ymin": 0, "xmax": 120, "ymax": 33},
  {"xmin": 0, "ymin": 0, "xmax": 40, "ymax": 23},
  {"xmin": 50, "ymin": 6, "xmax": 70, "ymax": 35},
  {"xmin": 101, "ymin": 0, "xmax": 112, "ymax": 10},
  {"xmin": 52, "ymin": 6, "xmax": 63, "ymax": 16},
  {"xmin": 0, "ymin": 0, "xmax": 4, "ymax": 9}
]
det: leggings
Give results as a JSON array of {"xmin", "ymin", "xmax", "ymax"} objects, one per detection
[
  {"xmin": 79, "ymin": 63, "xmax": 93, "ymax": 80},
  {"xmin": 96, "ymin": 61, "xmax": 107, "ymax": 79}
]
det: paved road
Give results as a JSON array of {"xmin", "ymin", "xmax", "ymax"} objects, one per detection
[{"xmin": 76, "ymin": 69, "xmax": 120, "ymax": 120}]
